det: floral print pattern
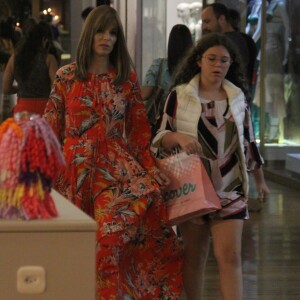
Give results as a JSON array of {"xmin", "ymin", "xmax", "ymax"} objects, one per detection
[{"xmin": 43, "ymin": 63, "xmax": 183, "ymax": 299}]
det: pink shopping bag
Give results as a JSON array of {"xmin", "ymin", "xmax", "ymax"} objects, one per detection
[{"xmin": 157, "ymin": 152, "xmax": 221, "ymax": 225}]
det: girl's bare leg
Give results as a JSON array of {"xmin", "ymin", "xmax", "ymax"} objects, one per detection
[
  {"xmin": 178, "ymin": 220, "xmax": 211, "ymax": 300},
  {"xmin": 210, "ymin": 219, "xmax": 244, "ymax": 300}
]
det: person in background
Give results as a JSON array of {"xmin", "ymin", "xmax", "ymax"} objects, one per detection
[
  {"xmin": 0, "ymin": 18, "xmax": 17, "ymax": 122},
  {"xmin": 228, "ymin": 8, "xmax": 257, "ymax": 100},
  {"xmin": 81, "ymin": 6, "xmax": 94, "ymax": 21},
  {"xmin": 19, "ymin": 17, "xmax": 60, "ymax": 64},
  {"xmin": 2, "ymin": 22, "xmax": 58, "ymax": 115},
  {"xmin": 0, "ymin": 20, "xmax": 15, "ymax": 70},
  {"xmin": 43, "ymin": 6, "xmax": 183, "ymax": 300},
  {"xmin": 21, "ymin": 17, "xmax": 38, "ymax": 37},
  {"xmin": 97, "ymin": 0, "xmax": 111, "ymax": 5},
  {"xmin": 152, "ymin": 33, "xmax": 269, "ymax": 300},
  {"xmin": 39, "ymin": 11, "xmax": 63, "ymax": 66},
  {"xmin": 141, "ymin": 24, "xmax": 193, "ymax": 135},
  {"xmin": 0, "ymin": 17, "xmax": 21, "ymax": 48},
  {"xmin": 201, "ymin": 3, "xmax": 254, "ymax": 102},
  {"xmin": 0, "ymin": 49, "xmax": 10, "ymax": 65}
]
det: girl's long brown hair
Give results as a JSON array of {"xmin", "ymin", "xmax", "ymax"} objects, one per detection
[{"xmin": 174, "ymin": 32, "xmax": 249, "ymax": 99}]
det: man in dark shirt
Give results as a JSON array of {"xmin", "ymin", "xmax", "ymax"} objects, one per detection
[
  {"xmin": 201, "ymin": 3, "xmax": 257, "ymax": 101},
  {"xmin": 228, "ymin": 8, "xmax": 258, "ymax": 94}
]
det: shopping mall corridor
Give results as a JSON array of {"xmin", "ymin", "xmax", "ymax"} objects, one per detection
[{"xmin": 180, "ymin": 179, "xmax": 300, "ymax": 300}]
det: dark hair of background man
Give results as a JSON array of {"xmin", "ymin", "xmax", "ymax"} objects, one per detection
[{"xmin": 97, "ymin": 0, "xmax": 111, "ymax": 5}]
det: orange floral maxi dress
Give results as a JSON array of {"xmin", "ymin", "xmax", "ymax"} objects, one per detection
[{"xmin": 43, "ymin": 63, "xmax": 183, "ymax": 300}]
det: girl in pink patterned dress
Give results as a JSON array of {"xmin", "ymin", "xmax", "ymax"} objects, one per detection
[
  {"xmin": 43, "ymin": 5, "xmax": 183, "ymax": 300},
  {"xmin": 152, "ymin": 33, "xmax": 270, "ymax": 300}
]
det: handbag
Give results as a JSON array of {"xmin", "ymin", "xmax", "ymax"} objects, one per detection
[
  {"xmin": 156, "ymin": 152, "xmax": 221, "ymax": 225},
  {"xmin": 144, "ymin": 59, "xmax": 164, "ymax": 131}
]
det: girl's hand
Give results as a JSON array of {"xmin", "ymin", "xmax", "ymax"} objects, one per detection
[
  {"xmin": 253, "ymin": 168, "xmax": 270, "ymax": 202},
  {"xmin": 161, "ymin": 132, "xmax": 202, "ymax": 155},
  {"xmin": 153, "ymin": 172, "xmax": 170, "ymax": 188},
  {"xmin": 256, "ymin": 182, "xmax": 270, "ymax": 202},
  {"xmin": 177, "ymin": 133, "xmax": 202, "ymax": 155}
]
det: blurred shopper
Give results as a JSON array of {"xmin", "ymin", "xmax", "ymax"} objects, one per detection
[
  {"xmin": 228, "ymin": 8, "xmax": 257, "ymax": 98},
  {"xmin": 97, "ymin": 0, "xmax": 111, "ymax": 6},
  {"xmin": 142, "ymin": 24, "xmax": 193, "ymax": 135},
  {"xmin": 81, "ymin": 6, "xmax": 94, "ymax": 21},
  {"xmin": 39, "ymin": 11, "xmax": 63, "ymax": 66},
  {"xmin": 0, "ymin": 18, "xmax": 17, "ymax": 122},
  {"xmin": 21, "ymin": 17, "xmax": 37, "ymax": 36},
  {"xmin": 2, "ymin": 22, "xmax": 58, "ymax": 115},
  {"xmin": 201, "ymin": 3, "xmax": 255, "ymax": 102}
]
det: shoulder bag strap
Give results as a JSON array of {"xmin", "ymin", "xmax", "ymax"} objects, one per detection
[
  {"xmin": 152, "ymin": 59, "xmax": 165, "ymax": 123},
  {"xmin": 144, "ymin": 58, "xmax": 164, "ymax": 121},
  {"xmin": 156, "ymin": 58, "xmax": 164, "ymax": 86}
]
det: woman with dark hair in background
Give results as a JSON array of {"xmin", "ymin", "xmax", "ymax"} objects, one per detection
[
  {"xmin": 141, "ymin": 24, "xmax": 193, "ymax": 134},
  {"xmin": 81, "ymin": 6, "xmax": 94, "ymax": 21},
  {"xmin": 21, "ymin": 17, "xmax": 37, "ymax": 37},
  {"xmin": 3, "ymin": 21, "xmax": 58, "ymax": 115},
  {"xmin": 0, "ymin": 17, "xmax": 18, "ymax": 122}
]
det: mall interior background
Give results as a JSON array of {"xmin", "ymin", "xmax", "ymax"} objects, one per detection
[{"xmin": 1, "ymin": 0, "xmax": 300, "ymax": 189}]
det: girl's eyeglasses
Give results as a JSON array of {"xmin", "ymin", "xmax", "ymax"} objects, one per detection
[{"xmin": 202, "ymin": 55, "xmax": 232, "ymax": 66}]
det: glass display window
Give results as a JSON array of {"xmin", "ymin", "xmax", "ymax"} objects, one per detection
[{"xmin": 247, "ymin": 0, "xmax": 300, "ymax": 183}]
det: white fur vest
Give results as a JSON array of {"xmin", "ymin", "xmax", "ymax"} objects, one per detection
[{"xmin": 174, "ymin": 74, "xmax": 249, "ymax": 195}]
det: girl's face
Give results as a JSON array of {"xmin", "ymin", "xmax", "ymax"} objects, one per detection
[
  {"xmin": 198, "ymin": 45, "xmax": 232, "ymax": 83},
  {"xmin": 92, "ymin": 24, "xmax": 118, "ymax": 58}
]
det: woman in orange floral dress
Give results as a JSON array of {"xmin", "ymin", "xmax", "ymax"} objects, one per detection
[{"xmin": 43, "ymin": 5, "xmax": 183, "ymax": 300}]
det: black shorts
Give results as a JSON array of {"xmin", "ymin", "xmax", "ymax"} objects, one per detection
[{"xmin": 202, "ymin": 208, "xmax": 247, "ymax": 223}]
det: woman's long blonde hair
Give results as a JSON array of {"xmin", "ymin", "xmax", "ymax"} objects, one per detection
[{"xmin": 75, "ymin": 5, "xmax": 134, "ymax": 85}]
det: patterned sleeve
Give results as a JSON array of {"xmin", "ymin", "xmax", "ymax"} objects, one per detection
[
  {"xmin": 151, "ymin": 90, "xmax": 178, "ymax": 157},
  {"xmin": 43, "ymin": 67, "xmax": 68, "ymax": 145},
  {"xmin": 142, "ymin": 58, "xmax": 162, "ymax": 86},
  {"xmin": 125, "ymin": 72, "xmax": 160, "ymax": 175},
  {"xmin": 244, "ymin": 103, "xmax": 264, "ymax": 170}
]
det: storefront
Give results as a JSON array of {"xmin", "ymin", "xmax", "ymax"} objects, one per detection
[
  {"xmin": 244, "ymin": 0, "xmax": 300, "ymax": 188},
  {"xmin": 123, "ymin": 0, "xmax": 300, "ymax": 188},
  {"xmin": 1, "ymin": 0, "xmax": 300, "ymax": 188},
  {"xmin": 140, "ymin": 0, "xmax": 300, "ymax": 189}
]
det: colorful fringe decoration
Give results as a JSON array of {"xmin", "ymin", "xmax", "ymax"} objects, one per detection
[{"xmin": 0, "ymin": 113, "xmax": 65, "ymax": 220}]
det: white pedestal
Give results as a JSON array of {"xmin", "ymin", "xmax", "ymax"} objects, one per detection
[
  {"xmin": 286, "ymin": 153, "xmax": 300, "ymax": 175},
  {"xmin": 0, "ymin": 190, "xmax": 97, "ymax": 300}
]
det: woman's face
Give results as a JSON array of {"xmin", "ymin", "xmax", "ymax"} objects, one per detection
[
  {"xmin": 198, "ymin": 45, "xmax": 232, "ymax": 83},
  {"xmin": 92, "ymin": 24, "xmax": 118, "ymax": 58}
]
